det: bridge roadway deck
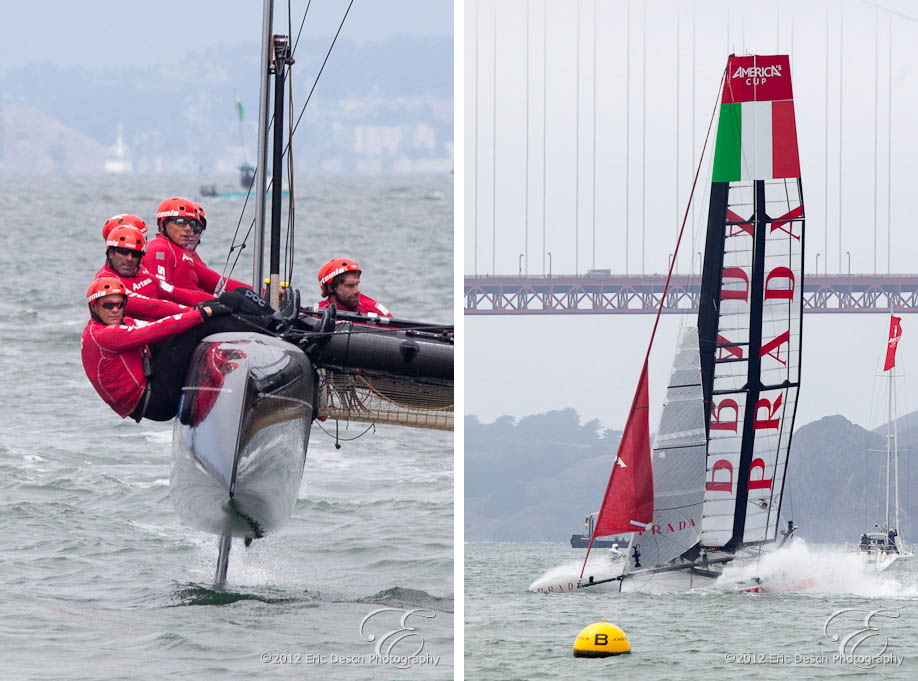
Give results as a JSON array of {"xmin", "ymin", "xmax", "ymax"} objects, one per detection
[{"xmin": 464, "ymin": 274, "xmax": 918, "ymax": 314}]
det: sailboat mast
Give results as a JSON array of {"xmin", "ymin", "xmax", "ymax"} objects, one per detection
[
  {"xmin": 893, "ymin": 343, "xmax": 900, "ymax": 536},
  {"xmin": 887, "ymin": 345, "xmax": 892, "ymax": 533},
  {"xmin": 268, "ymin": 35, "xmax": 291, "ymax": 308},
  {"xmin": 729, "ymin": 180, "xmax": 768, "ymax": 549},
  {"xmin": 252, "ymin": 0, "xmax": 274, "ymax": 291}
]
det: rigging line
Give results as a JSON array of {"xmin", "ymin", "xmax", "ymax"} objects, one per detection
[
  {"xmin": 291, "ymin": 0, "xmax": 314, "ymax": 56},
  {"xmin": 220, "ymin": 110, "xmax": 278, "ymax": 285},
  {"xmin": 315, "ymin": 419, "xmax": 376, "ymax": 446},
  {"xmin": 289, "ymin": 0, "xmax": 355, "ymax": 141},
  {"xmin": 579, "ymin": 72, "xmax": 722, "ymax": 580},
  {"xmin": 644, "ymin": 64, "xmax": 726, "ymax": 358}
]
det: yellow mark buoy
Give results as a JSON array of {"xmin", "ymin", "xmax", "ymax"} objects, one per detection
[{"xmin": 572, "ymin": 619, "xmax": 631, "ymax": 658}]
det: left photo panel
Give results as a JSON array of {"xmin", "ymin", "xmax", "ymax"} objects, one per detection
[{"xmin": 0, "ymin": 1, "xmax": 455, "ymax": 678}]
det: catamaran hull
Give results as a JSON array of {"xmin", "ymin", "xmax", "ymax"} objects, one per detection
[{"xmin": 170, "ymin": 332, "xmax": 315, "ymax": 538}]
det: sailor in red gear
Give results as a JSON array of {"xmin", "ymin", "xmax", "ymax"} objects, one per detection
[
  {"xmin": 97, "ymin": 221, "xmax": 210, "ymax": 320},
  {"xmin": 81, "ymin": 278, "xmax": 212, "ymax": 420},
  {"xmin": 81, "ymin": 277, "xmax": 275, "ymax": 422},
  {"xmin": 315, "ymin": 258, "xmax": 392, "ymax": 317},
  {"xmin": 143, "ymin": 197, "xmax": 248, "ymax": 296}
]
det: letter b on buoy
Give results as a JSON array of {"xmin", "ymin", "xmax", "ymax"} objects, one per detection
[{"xmin": 572, "ymin": 619, "xmax": 631, "ymax": 658}]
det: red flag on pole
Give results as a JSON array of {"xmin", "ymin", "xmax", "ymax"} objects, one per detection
[{"xmin": 884, "ymin": 316, "xmax": 902, "ymax": 371}]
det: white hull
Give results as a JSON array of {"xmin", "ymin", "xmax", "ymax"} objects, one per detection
[{"xmin": 170, "ymin": 333, "xmax": 315, "ymax": 539}]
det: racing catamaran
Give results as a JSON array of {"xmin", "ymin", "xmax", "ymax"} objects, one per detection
[
  {"xmin": 168, "ymin": 1, "xmax": 453, "ymax": 586},
  {"xmin": 534, "ymin": 54, "xmax": 804, "ymax": 593}
]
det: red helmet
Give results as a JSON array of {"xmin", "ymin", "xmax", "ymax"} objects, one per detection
[
  {"xmin": 193, "ymin": 201, "xmax": 207, "ymax": 228},
  {"xmin": 156, "ymin": 197, "xmax": 199, "ymax": 228},
  {"xmin": 86, "ymin": 277, "xmax": 128, "ymax": 305},
  {"xmin": 318, "ymin": 258, "xmax": 361, "ymax": 296},
  {"xmin": 102, "ymin": 214, "xmax": 148, "ymax": 241},
  {"xmin": 106, "ymin": 226, "xmax": 146, "ymax": 253}
]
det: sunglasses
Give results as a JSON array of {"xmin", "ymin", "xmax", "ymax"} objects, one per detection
[
  {"xmin": 191, "ymin": 223, "xmax": 206, "ymax": 234},
  {"xmin": 98, "ymin": 300, "xmax": 126, "ymax": 310},
  {"xmin": 114, "ymin": 247, "xmax": 144, "ymax": 258},
  {"xmin": 170, "ymin": 217, "xmax": 200, "ymax": 230}
]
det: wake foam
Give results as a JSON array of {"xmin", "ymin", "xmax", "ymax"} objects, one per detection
[
  {"xmin": 716, "ymin": 539, "xmax": 918, "ymax": 597},
  {"xmin": 528, "ymin": 553, "xmax": 625, "ymax": 593}
]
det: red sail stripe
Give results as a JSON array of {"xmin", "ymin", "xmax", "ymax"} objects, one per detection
[
  {"xmin": 593, "ymin": 359, "xmax": 654, "ymax": 537},
  {"xmin": 771, "ymin": 99, "xmax": 800, "ymax": 178}
]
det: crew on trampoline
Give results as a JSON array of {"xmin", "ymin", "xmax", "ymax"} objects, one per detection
[
  {"xmin": 180, "ymin": 200, "xmax": 251, "ymax": 294},
  {"xmin": 96, "ymin": 215, "xmax": 210, "ymax": 320},
  {"xmin": 143, "ymin": 197, "xmax": 248, "ymax": 297},
  {"xmin": 316, "ymin": 258, "xmax": 392, "ymax": 317},
  {"xmin": 80, "ymin": 277, "xmax": 280, "ymax": 422}
]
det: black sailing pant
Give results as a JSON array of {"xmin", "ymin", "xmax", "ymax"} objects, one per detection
[{"xmin": 135, "ymin": 315, "xmax": 274, "ymax": 422}]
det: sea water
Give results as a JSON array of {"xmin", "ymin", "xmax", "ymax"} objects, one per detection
[
  {"xmin": 467, "ymin": 541, "xmax": 918, "ymax": 680},
  {"xmin": 0, "ymin": 175, "xmax": 453, "ymax": 680}
]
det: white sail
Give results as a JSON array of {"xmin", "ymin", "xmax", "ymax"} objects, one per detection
[
  {"xmin": 700, "ymin": 55, "xmax": 803, "ymax": 550},
  {"xmin": 635, "ymin": 327, "xmax": 707, "ymax": 568}
]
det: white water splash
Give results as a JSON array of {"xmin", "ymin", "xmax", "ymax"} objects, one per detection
[
  {"xmin": 716, "ymin": 539, "xmax": 918, "ymax": 597},
  {"xmin": 528, "ymin": 553, "xmax": 626, "ymax": 593}
]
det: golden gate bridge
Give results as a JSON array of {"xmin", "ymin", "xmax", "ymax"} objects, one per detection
[{"xmin": 465, "ymin": 273, "xmax": 918, "ymax": 314}]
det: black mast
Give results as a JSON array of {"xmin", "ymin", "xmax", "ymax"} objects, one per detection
[
  {"xmin": 268, "ymin": 35, "xmax": 291, "ymax": 309},
  {"xmin": 725, "ymin": 179, "xmax": 768, "ymax": 552},
  {"xmin": 697, "ymin": 182, "xmax": 730, "ymax": 434}
]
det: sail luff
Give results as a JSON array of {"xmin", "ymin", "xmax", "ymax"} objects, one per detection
[
  {"xmin": 592, "ymin": 359, "xmax": 654, "ymax": 538},
  {"xmin": 579, "ymin": 359, "xmax": 653, "ymax": 583}
]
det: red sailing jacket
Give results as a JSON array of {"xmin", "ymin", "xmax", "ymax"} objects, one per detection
[
  {"xmin": 94, "ymin": 263, "xmax": 198, "ymax": 320},
  {"xmin": 317, "ymin": 294, "xmax": 392, "ymax": 318},
  {"xmin": 187, "ymin": 249, "xmax": 249, "ymax": 295},
  {"xmin": 80, "ymin": 310, "xmax": 204, "ymax": 418},
  {"xmin": 142, "ymin": 234, "xmax": 210, "ymax": 301}
]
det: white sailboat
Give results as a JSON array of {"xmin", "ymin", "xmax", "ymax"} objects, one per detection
[
  {"xmin": 850, "ymin": 314, "xmax": 912, "ymax": 571},
  {"xmin": 532, "ymin": 53, "xmax": 805, "ymax": 594}
]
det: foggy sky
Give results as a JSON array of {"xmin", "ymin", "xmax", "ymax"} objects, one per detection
[
  {"xmin": 0, "ymin": 1, "xmax": 452, "ymax": 73},
  {"xmin": 462, "ymin": 0, "xmax": 918, "ymax": 431}
]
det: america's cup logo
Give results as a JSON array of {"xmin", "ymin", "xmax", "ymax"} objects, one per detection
[{"xmin": 732, "ymin": 63, "xmax": 782, "ymax": 85}]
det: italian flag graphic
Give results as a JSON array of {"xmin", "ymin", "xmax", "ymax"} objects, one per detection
[{"xmin": 712, "ymin": 55, "xmax": 801, "ymax": 183}]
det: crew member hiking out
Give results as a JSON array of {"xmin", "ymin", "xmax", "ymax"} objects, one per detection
[
  {"xmin": 316, "ymin": 258, "xmax": 391, "ymax": 317},
  {"xmin": 80, "ymin": 277, "xmax": 282, "ymax": 423},
  {"xmin": 96, "ymin": 217, "xmax": 210, "ymax": 319},
  {"xmin": 182, "ymin": 200, "xmax": 250, "ymax": 294},
  {"xmin": 143, "ymin": 197, "xmax": 248, "ymax": 298}
]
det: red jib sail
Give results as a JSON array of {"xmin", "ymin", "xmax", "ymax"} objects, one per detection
[
  {"xmin": 592, "ymin": 358, "xmax": 654, "ymax": 537},
  {"xmin": 884, "ymin": 315, "xmax": 903, "ymax": 371}
]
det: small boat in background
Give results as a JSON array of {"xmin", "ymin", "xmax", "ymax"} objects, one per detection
[
  {"xmin": 846, "ymin": 313, "xmax": 912, "ymax": 571},
  {"xmin": 570, "ymin": 512, "xmax": 629, "ymax": 549}
]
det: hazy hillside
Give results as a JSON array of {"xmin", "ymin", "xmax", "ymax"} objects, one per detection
[
  {"xmin": 0, "ymin": 36, "xmax": 452, "ymax": 175},
  {"xmin": 466, "ymin": 410, "xmax": 918, "ymax": 544}
]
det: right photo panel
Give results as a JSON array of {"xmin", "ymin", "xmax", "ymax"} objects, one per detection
[{"xmin": 465, "ymin": 0, "xmax": 918, "ymax": 677}]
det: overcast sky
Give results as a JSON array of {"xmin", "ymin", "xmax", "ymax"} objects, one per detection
[
  {"xmin": 0, "ymin": 1, "xmax": 452, "ymax": 73},
  {"xmin": 463, "ymin": 0, "xmax": 918, "ymax": 431}
]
